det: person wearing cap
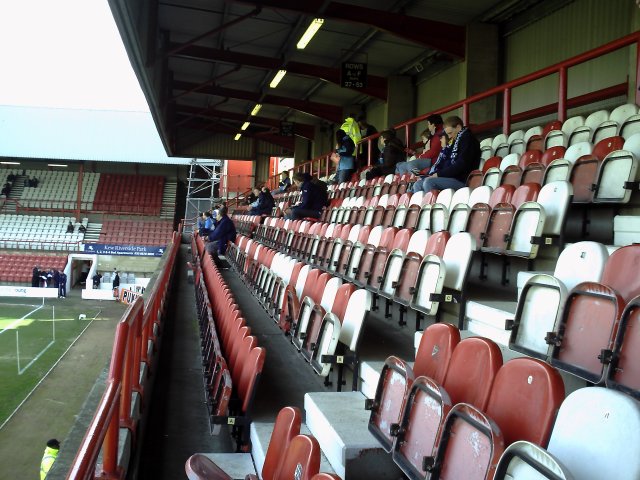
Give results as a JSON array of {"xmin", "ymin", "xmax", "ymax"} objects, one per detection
[
  {"xmin": 40, "ymin": 438, "xmax": 60, "ymax": 479},
  {"xmin": 412, "ymin": 115, "xmax": 480, "ymax": 193},
  {"xmin": 395, "ymin": 114, "xmax": 444, "ymax": 175}
]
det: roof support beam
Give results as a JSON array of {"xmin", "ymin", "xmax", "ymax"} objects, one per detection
[
  {"xmin": 229, "ymin": 0, "xmax": 466, "ymax": 57},
  {"xmin": 169, "ymin": 43, "xmax": 388, "ymax": 100},
  {"xmin": 175, "ymin": 105, "xmax": 316, "ymax": 140},
  {"xmin": 173, "ymin": 80, "xmax": 343, "ymax": 123}
]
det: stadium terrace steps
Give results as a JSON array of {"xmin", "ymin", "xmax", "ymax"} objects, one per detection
[
  {"xmin": 304, "ymin": 391, "xmax": 404, "ymax": 480},
  {"xmin": 160, "ymin": 181, "xmax": 177, "ymax": 220}
]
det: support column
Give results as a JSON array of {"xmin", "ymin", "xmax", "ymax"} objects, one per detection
[
  {"xmin": 465, "ymin": 22, "xmax": 499, "ymax": 126},
  {"xmin": 386, "ymin": 76, "xmax": 415, "ymax": 129}
]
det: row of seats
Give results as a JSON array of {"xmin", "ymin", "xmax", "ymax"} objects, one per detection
[
  {"xmin": 193, "ymin": 234, "xmax": 266, "ymax": 447},
  {"xmin": 471, "ymin": 134, "xmax": 640, "ymax": 204},
  {"xmin": 227, "ymin": 234, "xmax": 372, "ymax": 390},
  {"xmin": 99, "ymin": 219, "xmax": 173, "ymax": 247},
  {"xmin": 0, "ymin": 253, "xmax": 67, "ymax": 283},
  {"xmin": 0, "ymin": 214, "xmax": 86, "ymax": 251},
  {"xmin": 20, "ymin": 171, "xmax": 100, "ymax": 210},
  {"xmin": 185, "ymin": 406, "xmax": 338, "ymax": 480},
  {"xmin": 365, "ymin": 322, "xmax": 640, "ymax": 480},
  {"xmin": 479, "ymin": 103, "xmax": 640, "ymax": 158}
]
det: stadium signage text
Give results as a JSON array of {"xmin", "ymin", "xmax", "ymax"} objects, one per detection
[
  {"xmin": 120, "ymin": 289, "xmax": 142, "ymax": 305},
  {"xmin": 83, "ymin": 243, "xmax": 165, "ymax": 257}
]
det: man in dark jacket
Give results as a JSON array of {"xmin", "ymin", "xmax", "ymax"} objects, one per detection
[
  {"xmin": 249, "ymin": 187, "xmax": 275, "ymax": 215},
  {"xmin": 366, "ymin": 129, "xmax": 406, "ymax": 180},
  {"xmin": 417, "ymin": 115, "xmax": 480, "ymax": 192},
  {"xmin": 285, "ymin": 173, "xmax": 327, "ymax": 219},
  {"xmin": 206, "ymin": 206, "xmax": 237, "ymax": 267}
]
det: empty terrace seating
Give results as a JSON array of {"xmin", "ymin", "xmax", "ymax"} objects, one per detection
[
  {"xmin": 192, "ymin": 234, "xmax": 266, "ymax": 447},
  {"xmin": 99, "ymin": 219, "xmax": 173, "ymax": 246},
  {"xmin": 20, "ymin": 170, "xmax": 99, "ymax": 210},
  {"xmin": 0, "ymin": 253, "xmax": 67, "ymax": 283},
  {"xmin": 93, "ymin": 173, "xmax": 164, "ymax": 215},
  {"xmin": 0, "ymin": 214, "xmax": 85, "ymax": 250}
]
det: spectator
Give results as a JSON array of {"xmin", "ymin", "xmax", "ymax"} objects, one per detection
[
  {"xmin": 334, "ymin": 129, "xmax": 356, "ymax": 184},
  {"xmin": 40, "ymin": 438, "xmax": 60, "ymax": 480},
  {"xmin": 7, "ymin": 173, "xmax": 15, "ymax": 182},
  {"xmin": 199, "ymin": 211, "xmax": 213, "ymax": 237},
  {"xmin": 245, "ymin": 189, "xmax": 258, "ymax": 206},
  {"xmin": 249, "ymin": 187, "xmax": 275, "ymax": 215},
  {"xmin": 356, "ymin": 113, "xmax": 380, "ymax": 168},
  {"xmin": 340, "ymin": 113, "xmax": 361, "ymax": 156},
  {"xmin": 285, "ymin": 172, "xmax": 327, "ymax": 220},
  {"xmin": 58, "ymin": 272, "xmax": 67, "ymax": 298},
  {"xmin": 32, "ymin": 266, "xmax": 40, "ymax": 287},
  {"xmin": 206, "ymin": 207, "xmax": 237, "ymax": 268},
  {"xmin": 53, "ymin": 269, "xmax": 60, "ymax": 288},
  {"xmin": 78, "ymin": 224, "xmax": 87, "ymax": 234},
  {"xmin": 276, "ymin": 171, "xmax": 291, "ymax": 193},
  {"xmin": 92, "ymin": 272, "xmax": 102, "ymax": 289},
  {"xmin": 112, "ymin": 270, "xmax": 120, "ymax": 297},
  {"xmin": 395, "ymin": 114, "xmax": 444, "ymax": 174},
  {"xmin": 365, "ymin": 129, "xmax": 406, "ymax": 180},
  {"xmin": 66, "ymin": 221, "xmax": 74, "ymax": 233},
  {"xmin": 46, "ymin": 270, "xmax": 54, "ymax": 288},
  {"xmin": 412, "ymin": 115, "xmax": 481, "ymax": 193}
]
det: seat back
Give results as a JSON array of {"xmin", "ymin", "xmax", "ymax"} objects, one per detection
[
  {"xmin": 548, "ymin": 387, "xmax": 640, "ymax": 480},
  {"xmin": 537, "ymin": 181, "xmax": 572, "ymax": 237},
  {"xmin": 540, "ymin": 146, "xmax": 566, "ymax": 167},
  {"xmin": 505, "ymin": 201, "xmax": 545, "ymax": 258},
  {"xmin": 510, "ymin": 274, "xmax": 568, "ymax": 360},
  {"xmin": 601, "ymin": 243, "xmax": 640, "ymax": 303},
  {"xmin": 392, "ymin": 376, "xmax": 452, "ymax": 480},
  {"xmin": 433, "ymin": 403, "xmax": 505, "ymax": 480},
  {"xmin": 413, "ymin": 323, "xmax": 461, "ymax": 383},
  {"xmin": 442, "ymin": 337, "xmax": 503, "ymax": 409},
  {"xmin": 338, "ymin": 288, "xmax": 371, "ymax": 351},
  {"xmin": 608, "ymin": 296, "xmax": 640, "ymax": 399},
  {"xmin": 185, "ymin": 454, "xmax": 233, "ymax": 480},
  {"xmin": 485, "ymin": 358, "xmax": 565, "ymax": 447},
  {"xmin": 592, "ymin": 149, "xmax": 638, "ymax": 203},
  {"xmin": 368, "ymin": 356, "xmax": 415, "ymax": 452},
  {"xmin": 493, "ymin": 441, "xmax": 574, "ymax": 480},
  {"xmin": 569, "ymin": 154, "xmax": 601, "ymax": 202},
  {"xmin": 553, "ymin": 240, "xmax": 608, "ymax": 291},
  {"xmin": 275, "ymin": 435, "xmax": 321, "ymax": 480},
  {"xmin": 551, "ymin": 282, "xmax": 624, "ymax": 383},
  {"xmin": 262, "ymin": 407, "xmax": 302, "ymax": 480}
]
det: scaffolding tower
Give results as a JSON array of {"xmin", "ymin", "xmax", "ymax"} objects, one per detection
[{"xmin": 184, "ymin": 158, "xmax": 223, "ymax": 234}]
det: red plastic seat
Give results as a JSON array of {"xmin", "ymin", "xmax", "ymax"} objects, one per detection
[
  {"xmin": 413, "ymin": 323, "xmax": 461, "ymax": 387},
  {"xmin": 540, "ymin": 146, "xmax": 566, "ymax": 167},
  {"xmin": 608, "ymin": 296, "xmax": 640, "ymax": 398},
  {"xmin": 274, "ymin": 435, "xmax": 320, "ymax": 480}
]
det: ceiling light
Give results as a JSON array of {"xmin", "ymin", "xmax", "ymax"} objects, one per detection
[
  {"xmin": 251, "ymin": 104, "xmax": 262, "ymax": 116},
  {"xmin": 0, "ymin": 161, "xmax": 20, "ymax": 165},
  {"xmin": 297, "ymin": 18, "xmax": 324, "ymax": 50},
  {"xmin": 241, "ymin": 122, "xmax": 250, "ymax": 131},
  {"xmin": 48, "ymin": 164, "xmax": 68, "ymax": 167},
  {"xmin": 269, "ymin": 70, "xmax": 287, "ymax": 89},
  {"xmin": 234, "ymin": 133, "xmax": 242, "ymax": 141}
]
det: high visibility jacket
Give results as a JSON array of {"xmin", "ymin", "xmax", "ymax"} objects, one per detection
[
  {"xmin": 340, "ymin": 116, "xmax": 361, "ymax": 156},
  {"xmin": 40, "ymin": 446, "xmax": 59, "ymax": 480}
]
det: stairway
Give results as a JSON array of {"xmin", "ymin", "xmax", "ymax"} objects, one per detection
[
  {"xmin": 83, "ymin": 222, "xmax": 102, "ymax": 243},
  {"xmin": 2, "ymin": 175, "xmax": 26, "ymax": 213},
  {"xmin": 160, "ymin": 181, "xmax": 177, "ymax": 220}
]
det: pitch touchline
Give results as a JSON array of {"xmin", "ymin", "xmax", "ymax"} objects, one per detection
[{"xmin": 0, "ymin": 304, "xmax": 44, "ymax": 336}]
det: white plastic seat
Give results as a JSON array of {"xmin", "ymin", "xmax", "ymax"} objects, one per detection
[
  {"xmin": 449, "ymin": 187, "xmax": 470, "ymax": 209},
  {"xmin": 499, "ymin": 153, "xmax": 520, "ymax": 171},
  {"xmin": 542, "ymin": 158, "xmax": 572, "ymax": 184},
  {"xmin": 480, "ymin": 138, "xmax": 494, "ymax": 160},
  {"xmin": 507, "ymin": 130, "xmax": 525, "ymax": 154},
  {"xmin": 378, "ymin": 230, "xmax": 430, "ymax": 299},
  {"xmin": 482, "ymin": 167, "xmax": 501, "ymax": 189},
  {"xmin": 408, "ymin": 191, "xmax": 424, "ymax": 206},
  {"xmin": 434, "ymin": 189, "xmax": 454, "ymax": 211},
  {"xmin": 410, "ymin": 232, "xmax": 475, "ymax": 317},
  {"xmin": 546, "ymin": 387, "xmax": 640, "ymax": 480},
  {"xmin": 493, "ymin": 441, "xmax": 574, "ymax": 480},
  {"xmin": 569, "ymin": 109, "xmax": 609, "ymax": 144},
  {"xmin": 620, "ymin": 113, "xmax": 640, "ymax": 139},
  {"xmin": 492, "ymin": 134, "xmax": 509, "ymax": 158},
  {"xmin": 593, "ymin": 103, "xmax": 639, "ymax": 143},
  {"xmin": 504, "ymin": 201, "xmax": 546, "ymax": 258},
  {"xmin": 533, "ymin": 180, "xmax": 572, "ymax": 239},
  {"xmin": 592, "ymin": 134, "xmax": 640, "ymax": 203}
]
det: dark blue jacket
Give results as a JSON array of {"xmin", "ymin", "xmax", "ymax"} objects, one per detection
[
  {"xmin": 208, "ymin": 215, "xmax": 237, "ymax": 254},
  {"xmin": 297, "ymin": 175, "xmax": 327, "ymax": 213},
  {"xmin": 434, "ymin": 128, "xmax": 480, "ymax": 182},
  {"xmin": 251, "ymin": 191, "xmax": 275, "ymax": 215}
]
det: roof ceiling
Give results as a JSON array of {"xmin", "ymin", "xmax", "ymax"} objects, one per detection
[{"xmin": 109, "ymin": 0, "xmax": 545, "ymax": 158}]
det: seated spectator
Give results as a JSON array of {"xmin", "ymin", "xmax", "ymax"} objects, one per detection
[
  {"xmin": 395, "ymin": 114, "xmax": 444, "ymax": 175},
  {"xmin": 245, "ymin": 189, "xmax": 258, "ymax": 206},
  {"xmin": 285, "ymin": 172, "xmax": 328, "ymax": 220},
  {"xmin": 249, "ymin": 187, "xmax": 275, "ymax": 215},
  {"xmin": 412, "ymin": 115, "xmax": 480, "ymax": 193},
  {"xmin": 7, "ymin": 173, "xmax": 15, "ymax": 182},
  {"xmin": 66, "ymin": 221, "xmax": 74, "ymax": 233},
  {"xmin": 334, "ymin": 129, "xmax": 356, "ymax": 184},
  {"xmin": 78, "ymin": 224, "xmax": 87, "ymax": 233},
  {"xmin": 366, "ymin": 129, "xmax": 406, "ymax": 180},
  {"xmin": 199, "ymin": 211, "xmax": 213, "ymax": 237},
  {"xmin": 276, "ymin": 171, "xmax": 291, "ymax": 193},
  {"xmin": 356, "ymin": 113, "xmax": 380, "ymax": 168},
  {"xmin": 206, "ymin": 207, "xmax": 237, "ymax": 268}
]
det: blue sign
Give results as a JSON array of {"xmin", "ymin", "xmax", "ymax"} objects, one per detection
[{"xmin": 83, "ymin": 243, "xmax": 165, "ymax": 257}]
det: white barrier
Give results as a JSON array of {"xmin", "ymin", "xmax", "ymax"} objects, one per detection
[
  {"xmin": 82, "ymin": 288, "xmax": 117, "ymax": 301},
  {"xmin": 0, "ymin": 286, "xmax": 59, "ymax": 298}
]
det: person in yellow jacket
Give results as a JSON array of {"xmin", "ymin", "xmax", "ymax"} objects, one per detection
[{"xmin": 40, "ymin": 439, "xmax": 60, "ymax": 479}]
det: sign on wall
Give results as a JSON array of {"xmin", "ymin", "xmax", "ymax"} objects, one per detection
[
  {"xmin": 83, "ymin": 243, "xmax": 165, "ymax": 257},
  {"xmin": 341, "ymin": 62, "xmax": 368, "ymax": 89}
]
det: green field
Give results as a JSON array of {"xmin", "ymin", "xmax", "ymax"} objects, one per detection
[{"xmin": 0, "ymin": 300, "xmax": 101, "ymax": 425}]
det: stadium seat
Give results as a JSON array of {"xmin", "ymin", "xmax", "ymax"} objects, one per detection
[
  {"xmin": 412, "ymin": 323, "xmax": 460, "ymax": 384},
  {"xmin": 607, "ymin": 295, "xmax": 640, "ymax": 399},
  {"xmin": 493, "ymin": 441, "xmax": 574, "ymax": 480},
  {"xmin": 546, "ymin": 387, "xmax": 640, "ymax": 480}
]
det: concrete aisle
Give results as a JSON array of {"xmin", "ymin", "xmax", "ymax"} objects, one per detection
[{"xmin": 137, "ymin": 245, "xmax": 233, "ymax": 480}]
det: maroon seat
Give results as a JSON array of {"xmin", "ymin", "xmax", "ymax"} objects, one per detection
[
  {"xmin": 413, "ymin": 323, "xmax": 461, "ymax": 385},
  {"xmin": 608, "ymin": 295, "xmax": 640, "ymax": 399}
]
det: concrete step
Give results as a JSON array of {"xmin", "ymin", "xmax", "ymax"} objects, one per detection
[
  {"xmin": 304, "ymin": 391, "xmax": 403, "ymax": 480},
  {"xmin": 464, "ymin": 299, "xmax": 517, "ymax": 347}
]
